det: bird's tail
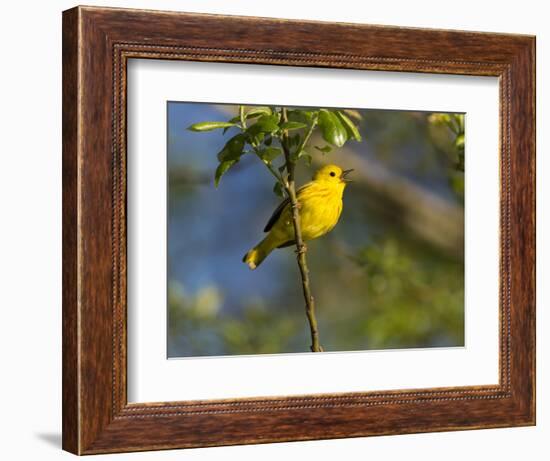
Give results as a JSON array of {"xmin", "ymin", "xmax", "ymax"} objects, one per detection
[{"xmin": 242, "ymin": 236, "xmax": 276, "ymax": 270}]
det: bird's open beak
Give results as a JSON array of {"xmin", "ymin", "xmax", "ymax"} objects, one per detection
[{"xmin": 341, "ymin": 169, "xmax": 354, "ymax": 182}]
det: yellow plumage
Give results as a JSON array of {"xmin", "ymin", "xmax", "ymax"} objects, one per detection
[{"xmin": 243, "ymin": 164, "xmax": 352, "ymax": 269}]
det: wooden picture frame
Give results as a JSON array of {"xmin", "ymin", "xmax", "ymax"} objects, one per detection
[{"xmin": 62, "ymin": 5, "xmax": 535, "ymax": 455}]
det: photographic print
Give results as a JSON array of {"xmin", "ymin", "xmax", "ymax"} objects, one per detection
[{"xmin": 167, "ymin": 103, "xmax": 465, "ymax": 358}]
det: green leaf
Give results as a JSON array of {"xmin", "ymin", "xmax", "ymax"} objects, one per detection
[
  {"xmin": 314, "ymin": 145, "xmax": 332, "ymax": 154},
  {"xmin": 428, "ymin": 113, "xmax": 451, "ymax": 126},
  {"xmin": 342, "ymin": 109, "xmax": 362, "ymax": 121},
  {"xmin": 217, "ymin": 133, "xmax": 246, "ymax": 161},
  {"xmin": 250, "ymin": 132, "xmax": 266, "ymax": 146},
  {"xmin": 337, "ymin": 111, "xmax": 362, "ymax": 142},
  {"xmin": 273, "ymin": 181, "xmax": 284, "ymax": 197},
  {"xmin": 245, "ymin": 107, "xmax": 272, "ymax": 119},
  {"xmin": 247, "ymin": 114, "xmax": 280, "ymax": 137},
  {"xmin": 449, "ymin": 114, "xmax": 464, "ymax": 134},
  {"xmin": 279, "ymin": 121, "xmax": 307, "ymax": 131},
  {"xmin": 456, "ymin": 114, "xmax": 465, "ymax": 132},
  {"xmin": 288, "ymin": 109, "xmax": 315, "ymax": 124},
  {"xmin": 301, "ymin": 152, "xmax": 313, "ymax": 165},
  {"xmin": 188, "ymin": 121, "xmax": 236, "ymax": 132},
  {"xmin": 455, "ymin": 133, "xmax": 465, "ymax": 150},
  {"xmin": 318, "ymin": 109, "xmax": 348, "ymax": 147},
  {"xmin": 215, "ymin": 160, "xmax": 237, "ymax": 187},
  {"xmin": 259, "ymin": 147, "xmax": 282, "ymax": 163},
  {"xmin": 291, "ymin": 149, "xmax": 311, "ymax": 163}
]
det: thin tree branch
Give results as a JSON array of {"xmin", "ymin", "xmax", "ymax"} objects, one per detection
[
  {"xmin": 239, "ymin": 105, "xmax": 246, "ymax": 129},
  {"xmin": 280, "ymin": 108, "xmax": 322, "ymax": 352},
  {"xmin": 295, "ymin": 114, "xmax": 318, "ymax": 158},
  {"xmin": 241, "ymin": 105, "xmax": 285, "ymax": 185}
]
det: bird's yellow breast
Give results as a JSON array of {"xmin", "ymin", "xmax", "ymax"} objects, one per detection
[{"xmin": 294, "ymin": 181, "xmax": 344, "ymax": 241}]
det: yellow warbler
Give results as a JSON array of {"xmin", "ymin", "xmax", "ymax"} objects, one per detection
[{"xmin": 243, "ymin": 164, "xmax": 353, "ymax": 269}]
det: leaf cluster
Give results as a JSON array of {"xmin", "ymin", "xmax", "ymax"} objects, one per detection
[
  {"xmin": 428, "ymin": 113, "xmax": 465, "ymax": 171},
  {"xmin": 188, "ymin": 106, "xmax": 363, "ymax": 191}
]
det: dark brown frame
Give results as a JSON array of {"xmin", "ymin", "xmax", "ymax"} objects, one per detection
[{"xmin": 62, "ymin": 5, "xmax": 536, "ymax": 455}]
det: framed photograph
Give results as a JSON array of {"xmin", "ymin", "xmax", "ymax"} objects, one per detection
[{"xmin": 62, "ymin": 6, "xmax": 535, "ymax": 455}]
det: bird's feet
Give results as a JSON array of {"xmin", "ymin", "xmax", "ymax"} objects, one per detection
[
  {"xmin": 291, "ymin": 200, "xmax": 302, "ymax": 211},
  {"xmin": 295, "ymin": 243, "xmax": 307, "ymax": 254}
]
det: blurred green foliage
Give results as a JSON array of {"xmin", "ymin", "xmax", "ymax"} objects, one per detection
[
  {"xmin": 428, "ymin": 113, "xmax": 465, "ymax": 200},
  {"xmin": 168, "ymin": 281, "xmax": 302, "ymax": 356},
  {"xmin": 168, "ymin": 234, "xmax": 464, "ymax": 355},
  {"xmin": 351, "ymin": 238, "xmax": 464, "ymax": 348}
]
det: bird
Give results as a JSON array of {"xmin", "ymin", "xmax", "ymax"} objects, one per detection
[{"xmin": 243, "ymin": 164, "xmax": 353, "ymax": 269}]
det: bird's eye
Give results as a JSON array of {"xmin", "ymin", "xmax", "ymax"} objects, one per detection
[{"xmin": 329, "ymin": 171, "xmax": 336, "ymax": 177}]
